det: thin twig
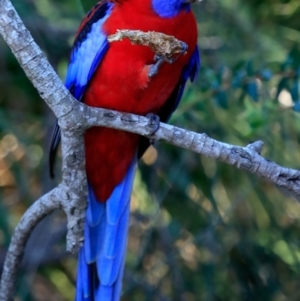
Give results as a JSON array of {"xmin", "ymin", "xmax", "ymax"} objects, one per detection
[{"xmin": 0, "ymin": 188, "xmax": 60, "ymax": 301}]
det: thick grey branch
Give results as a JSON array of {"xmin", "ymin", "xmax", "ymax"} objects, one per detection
[
  {"xmin": 0, "ymin": 0, "xmax": 88, "ymax": 253},
  {"xmin": 81, "ymin": 106, "xmax": 300, "ymax": 197}
]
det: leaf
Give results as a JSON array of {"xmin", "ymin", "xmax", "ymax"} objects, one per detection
[
  {"xmin": 214, "ymin": 90, "xmax": 228, "ymax": 109},
  {"xmin": 245, "ymin": 80, "xmax": 259, "ymax": 102}
]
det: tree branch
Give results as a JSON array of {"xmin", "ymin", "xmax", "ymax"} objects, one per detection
[
  {"xmin": 0, "ymin": 0, "xmax": 88, "ymax": 256},
  {"xmin": 81, "ymin": 106, "xmax": 300, "ymax": 196},
  {"xmin": 0, "ymin": 188, "xmax": 60, "ymax": 300}
]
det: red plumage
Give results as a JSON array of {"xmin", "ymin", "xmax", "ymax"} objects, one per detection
[
  {"xmin": 47, "ymin": 2, "xmax": 199, "ymax": 299},
  {"xmin": 83, "ymin": 0, "xmax": 198, "ymax": 202}
]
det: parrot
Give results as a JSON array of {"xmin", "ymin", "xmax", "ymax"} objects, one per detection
[{"xmin": 49, "ymin": 0, "xmax": 200, "ymax": 300}]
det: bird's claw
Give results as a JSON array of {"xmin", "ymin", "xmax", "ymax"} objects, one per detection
[
  {"xmin": 154, "ymin": 54, "xmax": 175, "ymax": 64},
  {"xmin": 148, "ymin": 57, "xmax": 165, "ymax": 78},
  {"xmin": 148, "ymin": 55, "xmax": 175, "ymax": 78},
  {"xmin": 146, "ymin": 113, "xmax": 160, "ymax": 144},
  {"xmin": 179, "ymin": 41, "xmax": 188, "ymax": 56},
  {"xmin": 148, "ymin": 42, "xmax": 188, "ymax": 78}
]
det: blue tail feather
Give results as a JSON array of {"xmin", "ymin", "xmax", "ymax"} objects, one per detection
[
  {"xmin": 96, "ymin": 285, "xmax": 113, "ymax": 300},
  {"xmin": 84, "ymin": 211, "xmax": 106, "ymax": 263},
  {"xmin": 102, "ymin": 201, "xmax": 130, "ymax": 260},
  {"xmin": 98, "ymin": 202, "xmax": 130, "ymax": 285},
  {"xmin": 75, "ymin": 252, "xmax": 84, "ymax": 301},
  {"xmin": 75, "ymin": 160, "xmax": 137, "ymax": 301},
  {"xmin": 86, "ymin": 185, "xmax": 106, "ymax": 227},
  {"xmin": 107, "ymin": 161, "xmax": 136, "ymax": 225},
  {"xmin": 112, "ymin": 255, "xmax": 125, "ymax": 301},
  {"xmin": 102, "ymin": 222, "xmax": 120, "ymax": 259},
  {"xmin": 76, "ymin": 249, "xmax": 91, "ymax": 300}
]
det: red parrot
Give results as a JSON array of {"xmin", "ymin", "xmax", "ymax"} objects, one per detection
[{"xmin": 49, "ymin": 0, "xmax": 200, "ymax": 300}]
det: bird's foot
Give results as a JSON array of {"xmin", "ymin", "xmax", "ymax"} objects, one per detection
[
  {"xmin": 148, "ymin": 56, "xmax": 165, "ymax": 78},
  {"xmin": 146, "ymin": 113, "xmax": 160, "ymax": 145},
  {"xmin": 148, "ymin": 41, "xmax": 188, "ymax": 78},
  {"xmin": 179, "ymin": 41, "xmax": 188, "ymax": 56},
  {"xmin": 148, "ymin": 55, "xmax": 175, "ymax": 78}
]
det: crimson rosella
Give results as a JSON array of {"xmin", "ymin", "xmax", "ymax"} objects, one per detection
[{"xmin": 49, "ymin": 0, "xmax": 200, "ymax": 300}]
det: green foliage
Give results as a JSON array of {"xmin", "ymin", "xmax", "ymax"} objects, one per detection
[{"xmin": 1, "ymin": 0, "xmax": 300, "ymax": 300}]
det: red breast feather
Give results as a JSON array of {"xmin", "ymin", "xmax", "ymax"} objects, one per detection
[{"xmin": 84, "ymin": 2, "xmax": 198, "ymax": 202}]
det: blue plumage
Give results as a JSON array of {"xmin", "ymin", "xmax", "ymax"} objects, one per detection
[
  {"xmin": 87, "ymin": 185, "xmax": 105, "ymax": 227},
  {"xmin": 48, "ymin": 1, "xmax": 113, "ymax": 178},
  {"xmin": 76, "ymin": 160, "xmax": 137, "ymax": 301},
  {"xmin": 185, "ymin": 46, "xmax": 201, "ymax": 82},
  {"xmin": 65, "ymin": 3, "xmax": 113, "ymax": 100},
  {"xmin": 152, "ymin": 0, "xmax": 191, "ymax": 18},
  {"xmin": 167, "ymin": 46, "xmax": 201, "ymax": 117}
]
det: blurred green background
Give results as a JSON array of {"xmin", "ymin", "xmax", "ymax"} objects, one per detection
[{"xmin": 1, "ymin": 0, "xmax": 300, "ymax": 300}]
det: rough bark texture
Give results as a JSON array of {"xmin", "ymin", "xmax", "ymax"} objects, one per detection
[{"xmin": 0, "ymin": 0, "xmax": 300, "ymax": 300}]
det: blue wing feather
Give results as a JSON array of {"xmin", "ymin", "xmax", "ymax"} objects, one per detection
[
  {"xmin": 172, "ymin": 46, "xmax": 201, "ymax": 114},
  {"xmin": 49, "ymin": 1, "xmax": 113, "ymax": 177},
  {"xmin": 66, "ymin": 4, "xmax": 112, "ymax": 100},
  {"xmin": 185, "ymin": 46, "xmax": 201, "ymax": 82}
]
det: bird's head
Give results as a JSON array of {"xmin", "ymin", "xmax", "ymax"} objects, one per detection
[
  {"xmin": 108, "ymin": 0, "xmax": 200, "ymax": 18},
  {"xmin": 152, "ymin": 0, "xmax": 199, "ymax": 18}
]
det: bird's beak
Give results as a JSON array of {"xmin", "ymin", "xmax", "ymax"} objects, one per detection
[{"xmin": 184, "ymin": 0, "xmax": 202, "ymax": 3}]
